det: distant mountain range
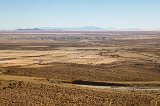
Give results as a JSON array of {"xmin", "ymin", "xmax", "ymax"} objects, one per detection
[
  {"xmin": 13, "ymin": 26, "xmax": 159, "ymax": 31},
  {"xmin": 15, "ymin": 26, "xmax": 106, "ymax": 31}
]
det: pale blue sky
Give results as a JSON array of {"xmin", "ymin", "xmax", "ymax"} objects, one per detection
[{"xmin": 0, "ymin": 0, "xmax": 160, "ymax": 30}]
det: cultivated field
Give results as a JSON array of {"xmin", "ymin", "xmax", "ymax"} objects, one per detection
[{"xmin": 0, "ymin": 31, "xmax": 160, "ymax": 105}]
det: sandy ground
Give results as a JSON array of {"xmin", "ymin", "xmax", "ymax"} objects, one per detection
[{"xmin": 0, "ymin": 46, "xmax": 159, "ymax": 68}]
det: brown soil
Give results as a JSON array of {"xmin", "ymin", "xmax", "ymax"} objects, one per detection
[{"xmin": 0, "ymin": 31, "xmax": 160, "ymax": 105}]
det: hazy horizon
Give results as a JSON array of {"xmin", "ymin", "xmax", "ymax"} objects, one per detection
[
  {"xmin": 0, "ymin": 0, "xmax": 160, "ymax": 30},
  {"xmin": 1, "ymin": 26, "xmax": 160, "ymax": 31}
]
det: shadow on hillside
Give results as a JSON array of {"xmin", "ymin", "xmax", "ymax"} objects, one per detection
[{"xmin": 72, "ymin": 80, "xmax": 128, "ymax": 87}]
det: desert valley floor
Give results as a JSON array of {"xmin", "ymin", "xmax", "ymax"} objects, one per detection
[{"xmin": 0, "ymin": 31, "xmax": 160, "ymax": 106}]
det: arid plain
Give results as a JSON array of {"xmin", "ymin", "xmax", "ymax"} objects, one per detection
[{"xmin": 0, "ymin": 31, "xmax": 160, "ymax": 106}]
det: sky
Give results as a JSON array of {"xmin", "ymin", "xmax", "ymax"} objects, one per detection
[{"xmin": 0, "ymin": 0, "xmax": 160, "ymax": 30}]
